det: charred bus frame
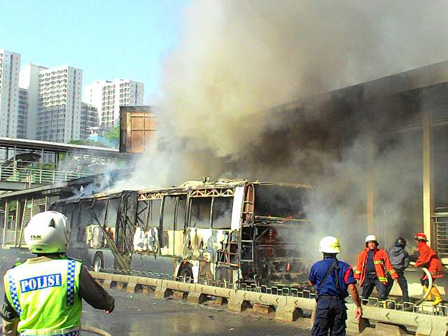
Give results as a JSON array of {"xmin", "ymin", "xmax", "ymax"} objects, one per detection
[{"xmin": 53, "ymin": 180, "xmax": 313, "ymax": 286}]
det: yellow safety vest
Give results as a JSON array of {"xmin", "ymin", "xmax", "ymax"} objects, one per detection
[{"xmin": 4, "ymin": 257, "xmax": 82, "ymax": 336}]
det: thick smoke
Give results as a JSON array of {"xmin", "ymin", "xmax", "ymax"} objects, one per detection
[
  {"xmin": 117, "ymin": 0, "xmax": 448, "ymax": 261},
  {"xmin": 157, "ymin": 0, "xmax": 448, "ymax": 158}
]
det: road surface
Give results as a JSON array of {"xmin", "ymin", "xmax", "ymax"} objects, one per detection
[{"xmin": 0, "ymin": 248, "xmax": 313, "ymax": 336}]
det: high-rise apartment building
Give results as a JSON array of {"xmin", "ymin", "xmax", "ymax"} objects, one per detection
[
  {"xmin": 0, "ymin": 49, "xmax": 21, "ymax": 138},
  {"xmin": 17, "ymin": 88, "xmax": 28, "ymax": 139},
  {"xmin": 84, "ymin": 79, "xmax": 144, "ymax": 129},
  {"xmin": 80, "ymin": 102, "xmax": 99, "ymax": 139},
  {"xmin": 36, "ymin": 66, "xmax": 83, "ymax": 143},
  {"xmin": 19, "ymin": 64, "xmax": 47, "ymax": 139}
]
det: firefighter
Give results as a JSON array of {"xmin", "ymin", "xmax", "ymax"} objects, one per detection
[
  {"xmin": 354, "ymin": 235, "xmax": 398, "ymax": 302},
  {"xmin": 308, "ymin": 236, "xmax": 362, "ymax": 336},
  {"xmin": 1, "ymin": 211, "xmax": 115, "ymax": 336},
  {"xmin": 385, "ymin": 237, "xmax": 410, "ymax": 302},
  {"xmin": 414, "ymin": 232, "xmax": 444, "ymax": 306}
]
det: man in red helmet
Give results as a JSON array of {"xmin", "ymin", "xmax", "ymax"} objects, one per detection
[{"xmin": 414, "ymin": 232, "xmax": 444, "ymax": 306}]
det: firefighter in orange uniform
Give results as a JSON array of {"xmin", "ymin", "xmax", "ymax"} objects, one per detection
[
  {"xmin": 354, "ymin": 235, "xmax": 398, "ymax": 301},
  {"xmin": 414, "ymin": 232, "xmax": 444, "ymax": 305}
]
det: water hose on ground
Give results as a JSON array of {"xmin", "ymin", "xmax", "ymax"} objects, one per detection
[{"xmin": 81, "ymin": 325, "xmax": 112, "ymax": 336}]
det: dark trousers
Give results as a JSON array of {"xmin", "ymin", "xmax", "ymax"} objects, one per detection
[
  {"xmin": 362, "ymin": 275, "xmax": 387, "ymax": 300},
  {"xmin": 312, "ymin": 296, "xmax": 347, "ymax": 336},
  {"xmin": 385, "ymin": 270, "xmax": 409, "ymax": 301}
]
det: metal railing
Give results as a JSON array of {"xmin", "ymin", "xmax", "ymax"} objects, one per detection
[
  {"xmin": 434, "ymin": 213, "xmax": 448, "ymax": 259},
  {"xmin": 96, "ymin": 267, "xmax": 448, "ymax": 317},
  {"xmin": 0, "ymin": 165, "xmax": 90, "ymax": 185}
]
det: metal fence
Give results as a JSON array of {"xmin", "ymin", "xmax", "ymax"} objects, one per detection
[
  {"xmin": 97, "ymin": 267, "xmax": 448, "ymax": 317},
  {"xmin": 434, "ymin": 213, "xmax": 448, "ymax": 259},
  {"xmin": 0, "ymin": 165, "xmax": 89, "ymax": 185}
]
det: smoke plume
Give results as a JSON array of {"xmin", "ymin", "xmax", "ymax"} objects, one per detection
[{"xmin": 118, "ymin": 0, "xmax": 448, "ymax": 261}]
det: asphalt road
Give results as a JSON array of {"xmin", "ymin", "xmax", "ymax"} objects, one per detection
[{"xmin": 0, "ymin": 249, "xmax": 312, "ymax": 336}]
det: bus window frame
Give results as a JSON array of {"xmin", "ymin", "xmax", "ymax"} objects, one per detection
[
  {"xmin": 188, "ymin": 196, "xmax": 213, "ymax": 229},
  {"xmin": 211, "ymin": 196, "xmax": 233, "ymax": 230},
  {"xmin": 149, "ymin": 199, "xmax": 163, "ymax": 229},
  {"xmin": 175, "ymin": 196, "xmax": 187, "ymax": 231},
  {"xmin": 161, "ymin": 195, "xmax": 176, "ymax": 231}
]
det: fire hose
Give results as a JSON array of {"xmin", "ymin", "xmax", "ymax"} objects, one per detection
[
  {"xmin": 413, "ymin": 265, "xmax": 433, "ymax": 306},
  {"xmin": 81, "ymin": 325, "xmax": 113, "ymax": 336}
]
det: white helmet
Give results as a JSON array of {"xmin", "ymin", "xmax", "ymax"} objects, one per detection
[
  {"xmin": 319, "ymin": 236, "xmax": 341, "ymax": 254},
  {"xmin": 365, "ymin": 234, "xmax": 378, "ymax": 244},
  {"xmin": 25, "ymin": 211, "xmax": 70, "ymax": 254}
]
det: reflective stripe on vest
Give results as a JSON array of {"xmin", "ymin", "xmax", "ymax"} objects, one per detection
[
  {"xmin": 66, "ymin": 260, "xmax": 76, "ymax": 306},
  {"xmin": 20, "ymin": 327, "xmax": 80, "ymax": 336},
  {"xmin": 373, "ymin": 260, "xmax": 383, "ymax": 264},
  {"xmin": 7, "ymin": 272, "xmax": 22, "ymax": 316}
]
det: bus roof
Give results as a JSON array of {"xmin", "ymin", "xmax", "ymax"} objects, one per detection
[{"xmin": 55, "ymin": 179, "xmax": 313, "ymax": 203}]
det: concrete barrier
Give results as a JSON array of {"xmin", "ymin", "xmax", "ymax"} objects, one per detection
[{"xmin": 89, "ymin": 271, "xmax": 448, "ymax": 336}]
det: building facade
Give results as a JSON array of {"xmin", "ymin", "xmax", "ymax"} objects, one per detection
[
  {"xmin": 0, "ymin": 49, "xmax": 21, "ymax": 138},
  {"xmin": 19, "ymin": 64, "xmax": 48, "ymax": 139},
  {"xmin": 17, "ymin": 88, "xmax": 28, "ymax": 139},
  {"xmin": 36, "ymin": 66, "xmax": 83, "ymax": 143},
  {"xmin": 80, "ymin": 102, "xmax": 99, "ymax": 139},
  {"xmin": 84, "ymin": 79, "xmax": 144, "ymax": 129}
]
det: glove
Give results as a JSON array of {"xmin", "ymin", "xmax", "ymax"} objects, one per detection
[
  {"xmin": 104, "ymin": 301, "xmax": 115, "ymax": 314},
  {"xmin": 355, "ymin": 306, "xmax": 363, "ymax": 322}
]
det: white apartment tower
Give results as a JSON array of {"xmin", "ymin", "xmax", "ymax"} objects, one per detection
[
  {"xmin": 17, "ymin": 88, "xmax": 28, "ymax": 138},
  {"xmin": 0, "ymin": 49, "xmax": 21, "ymax": 138},
  {"xmin": 19, "ymin": 64, "xmax": 48, "ymax": 139},
  {"xmin": 36, "ymin": 66, "xmax": 83, "ymax": 143},
  {"xmin": 84, "ymin": 79, "xmax": 144, "ymax": 129},
  {"xmin": 80, "ymin": 102, "xmax": 99, "ymax": 139}
]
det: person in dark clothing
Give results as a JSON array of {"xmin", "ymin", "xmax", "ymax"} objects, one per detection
[
  {"xmin": 308, "ymin": 236, "xmax": 362, "ymax": 336},
  {"xmin": 385, "ymin": 237, "xmax": 410, "ymax": 302},
  {"xmin": 1, "ymin": 211, "xmax": 115, "ymax": 336}
]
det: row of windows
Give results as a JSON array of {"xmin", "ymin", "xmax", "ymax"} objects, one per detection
[
  {"xmin": 41, "ymin": 92, "xmax": 67, "ymax": 98},
  {"xmin": 40, "ymin": 81, "xmax": 67, "ymax": 88},
  {"xmin": 134, "ymin": 197, "xmax": 233, "ymax": 230},
  {"xmin": 40, "ymin": 75, "xmax": 68, "ymax": 82},
  {"xmin": 39, "ymin": 70, "xmax": 68, "ymax": 77},
  {"xmin": 102, "ymin": 94, "xmax": 115, "ymax": 100}
]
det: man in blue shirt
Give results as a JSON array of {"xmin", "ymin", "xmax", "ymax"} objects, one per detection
[{"xmin": 308, "ymin": 236, "xmax": 362, "ymax": 336}]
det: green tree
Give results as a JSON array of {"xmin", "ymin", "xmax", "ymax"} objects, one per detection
[
  {"xmin": 68, "ymin": 139, "xmax": 108, "ymax": 147},
  {"xmin": 104, "ymin": 124, "xmax": 120, "ymax": 143}
]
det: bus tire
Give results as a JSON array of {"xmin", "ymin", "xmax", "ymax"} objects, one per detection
[
  {"xmin": 93, "ymin": 252, "xmax": 104, "ymax": 272},
  {"xmin": 178, "ymin": 263, "xmax": 194, "ymax": 283}
]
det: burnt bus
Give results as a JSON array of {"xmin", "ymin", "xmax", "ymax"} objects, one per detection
[{"xmin": 52, "ymin": 179, "xmax": 313, "ymax": 286}]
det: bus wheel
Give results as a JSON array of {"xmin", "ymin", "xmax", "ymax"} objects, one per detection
[
  {"xmin": 178, "ymin": 264, "xmax": 194, "ymax": 283},
  {"xmin": 93, "ymin": 252, "xmax": 104, "ymax": 272}
]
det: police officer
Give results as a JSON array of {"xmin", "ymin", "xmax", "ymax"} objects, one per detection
[
  {"xmin": 308, "ymin": 236, "xmax": 362, "ymax": 336},
  {"xmin": 1, "ymin": 211, "xmax": 115, "ymax": 336}
]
